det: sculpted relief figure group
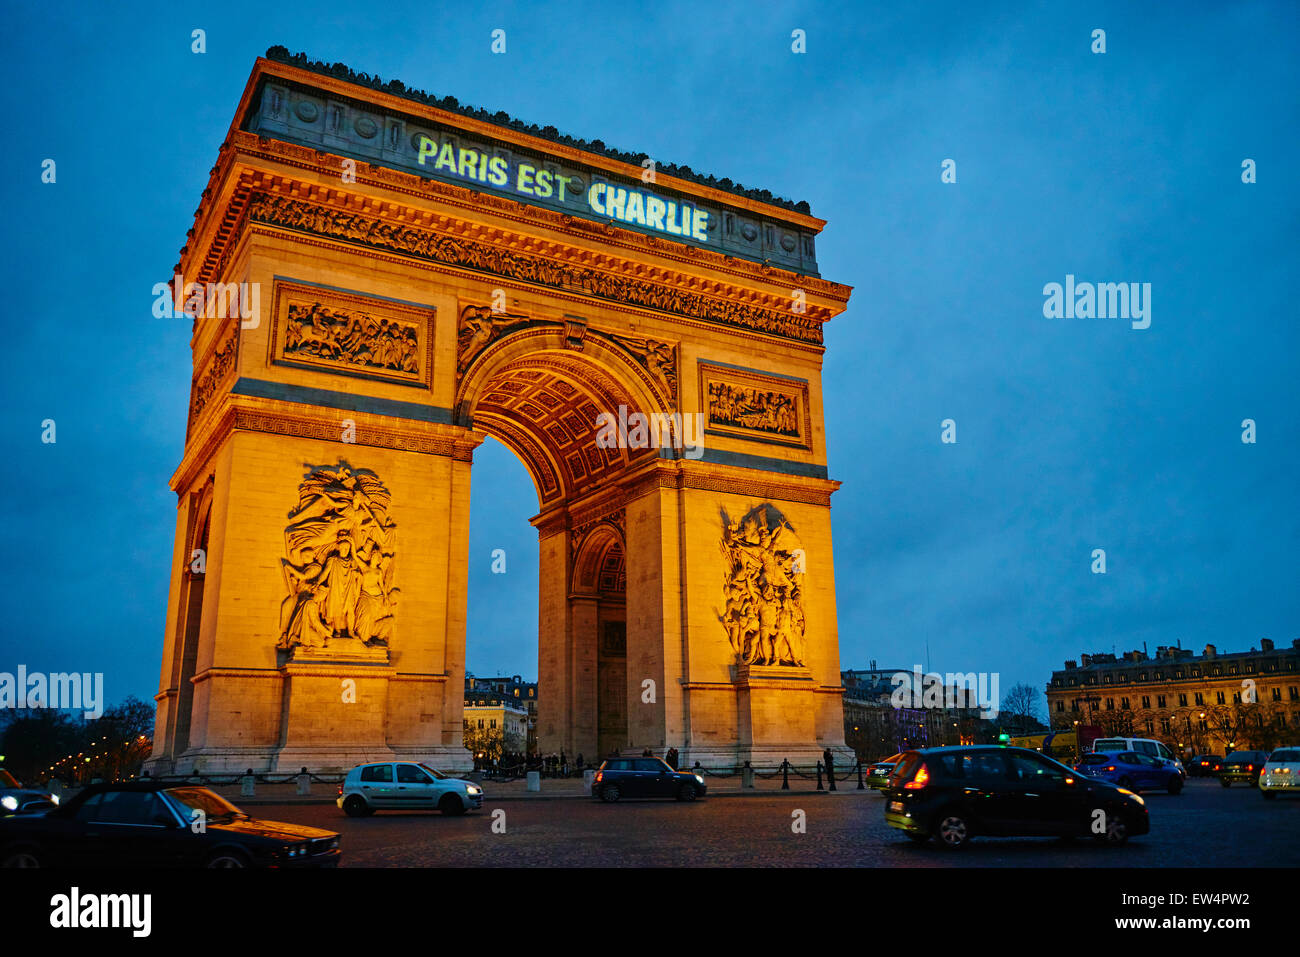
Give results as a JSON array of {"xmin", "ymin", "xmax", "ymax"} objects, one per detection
[
  {"xmin": 285, "ymin": 302, "xmax": 419, "ymax": 374},
  {"xmin": 719, "ymin": 505, "xmax": 808, "ymax": 668},
  {"xmin": 707, "ymin": 381, "xmax": 800, "ymax": 437},
  {"xmin": 279, "ymin": 461, "xmax": 399, "ymax": 654}
]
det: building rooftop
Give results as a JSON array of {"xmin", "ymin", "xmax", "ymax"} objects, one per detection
[{"xmin": 264, "ymin": 46, "xmax": 811, "ymax": 214}]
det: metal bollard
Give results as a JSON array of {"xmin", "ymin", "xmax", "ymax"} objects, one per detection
[
  {"xmin": 241, "ymin": 769, "xmax": 256, "ymax": 798},
  {"xmin": 857, "ymin": 759, "xmax": 865, "ymax": 790},
  {"xmin": 781, "ymin": 759, "xmax": 790, "ymax": 790},
  {"xmin": 742, "ymin": 760, "xmax": 755, "ymax": 789},
  {"xmin": 816, "ymin": 761, "xmax": 824, "ymax": 791},
  {"xmin": 296, "ymin": 768, "xmax": 311, "ymax": 796}
]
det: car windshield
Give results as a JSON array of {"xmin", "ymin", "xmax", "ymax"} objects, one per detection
[
  {"xmin": 417, "ymin": 764, "xmax": 448, "ymax": 779},
  {"xmin": 0, "ymin": 770, "xmax": 19, "ymax": 788},
  {"xmin": 1224, "ymin": 752, "xmax": 1256, "ymax": 762},
  {"xmin": 1077, "ymin": 754, "xmax": 1110, "ymax": 765},
  {"xmin": 1270, "ymin": 749, "xmax": 1300, "ymax": 762},
  {"xmin": 164, "ymin": 787, "xmax": 248, "ymax": 821}
]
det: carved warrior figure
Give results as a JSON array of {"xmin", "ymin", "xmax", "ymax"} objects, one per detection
[
  {"xmin": 610, "ymin": 333, "xmax": 677, "ymax": 400},
  {"xmin": 279, "ymin": 461, "xmax": 398, "ymax": 653},
  {"xmin": 456, "ymin": 305, "xmax": 530, "ymax": 377},
  {"xmin": 718, "ymin": 504, "xmax": 807, "ymax": 667}
]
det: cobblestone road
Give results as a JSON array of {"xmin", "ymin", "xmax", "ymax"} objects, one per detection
[{"xmin": 251, "ymin": 778, "xmax": 1298, "ymax": 867}]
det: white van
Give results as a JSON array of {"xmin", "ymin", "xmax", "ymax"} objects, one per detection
[{"xmin": 1093, "ymin": 737, "xmax": 1183, "ymax": 772}]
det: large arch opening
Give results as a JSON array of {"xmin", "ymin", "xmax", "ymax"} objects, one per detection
[{"xmin": 460, "ymin": 336, "xmax": 664, "ymax": 763}]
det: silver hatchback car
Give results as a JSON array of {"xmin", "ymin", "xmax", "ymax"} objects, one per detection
[{"xmin": 337, "ymin": 762, "xmax": 483, "ymax": 817}]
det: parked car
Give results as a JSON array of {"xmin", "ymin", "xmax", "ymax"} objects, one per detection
[
  {"xmin": 0, "ymin": 781, "xmax": 339, "ymax": 868},
  {"xmin": 0, "ymin": 770, "xmax": 60, "ymax": 815},
  {"xmin": 592, "ymin": 757, "xmax": 706, "ymax": 802},
  {"xmin": 1188, "ymin": 754, "xmax": 1222, "ymax": 778},
  {"xmin": 885, "ymin": 745, "xmax": 1149, "ymax": 848},
  {"xmin": 866, "ymin": 754, "xmax": 904, "ymax": 790},
  {"xmin": 1259, "ymin": 748, "xmax": 1300, "ymax": 799},
  {"xmin": 337, "ymin": 762, "xmax": 483, "ymax": 817},
  {"xmin": 1092, "ymin": 737, "xmax": 1184, "ymax": 774},
  {"xmin": 1073, "ymin": 750, "xmax": 1184, "ymax": 794},
  {"xmin": 1217, "ymin": 751, "xmax": 1270, "ymax": 787}
]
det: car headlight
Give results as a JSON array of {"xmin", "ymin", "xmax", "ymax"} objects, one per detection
[
  {"xmin": 1, "ymin": 796, "xmax": 18, "ymax": 811},
  {"xmin": 1116, "ymin": 787, "xmax": 1145, "ymax": 806},
  {"xmin": 466, "ymin": 785, "xmax": 482, "ymax": 795},
  {"xmin": 694, "ymin": 774, "xmax": 705, "ymax": 785},
  {"xmin": 49, "ymin": 794, "xmax": 59, "ymax": 805}
]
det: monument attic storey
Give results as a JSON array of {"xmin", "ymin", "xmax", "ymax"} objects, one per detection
[{"xmin": 146, "ymin": 48, "xmax": 853, "ymax": 775}]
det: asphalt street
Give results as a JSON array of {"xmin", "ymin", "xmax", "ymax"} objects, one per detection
[{"xmin": 250, "ymin": 778, "xmax": 1299, "ymax": 867}]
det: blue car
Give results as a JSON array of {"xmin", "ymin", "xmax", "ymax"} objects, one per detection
[{"xmin": 1074, "ymin": 750, "xmax": 1185, "ymax": 794}]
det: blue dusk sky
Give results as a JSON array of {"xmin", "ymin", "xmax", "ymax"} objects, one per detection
[{"xmin": 1, "ymin": 1, "xmax": 1296, "ymax": 715}]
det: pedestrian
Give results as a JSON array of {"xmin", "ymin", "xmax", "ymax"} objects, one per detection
[{"xmin": 823, "ymin": 747, "xmax": 835, "ymax": 782}]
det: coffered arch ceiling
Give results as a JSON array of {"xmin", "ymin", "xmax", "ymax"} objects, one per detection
[{"xmin": 469, "ymin": 351, "xmax": 658, "ymax": 509}]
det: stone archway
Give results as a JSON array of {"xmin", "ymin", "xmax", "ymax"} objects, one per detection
[{"xmin": 144, "ymin": 50, "xmax": 854, "ymax": 776}]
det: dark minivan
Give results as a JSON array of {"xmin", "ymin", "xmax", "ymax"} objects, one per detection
[
  {"xmin": 593, "ymin": 758, "xmax": 707, "ymax": 802},
  {"xmin": 884, "ymin": 745, "xmax": 1149, "ymax": 849}
]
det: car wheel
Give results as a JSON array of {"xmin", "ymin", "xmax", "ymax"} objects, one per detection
[
  {"xmin": 342, "ymin": 795, "xmax": 369, "ymax": 818},
  {"xmin": 439, "ymin": 793, "xmax": 467, "ymax": 816},
  {"xmin": 1168, "ymin": 776, "xmax": 1183, "ymax": 795},
  {"xmin": 936, "ymin": 812, "xmax": 970, "ymax": 850},
  {"xmin": 1262, "ymin": 790, "xmax": 1277, "ymax": 800},
  {"xmin": 677, "ymin": 783, "xmax": 697, "ymax": 802},
  {"xmin": 1096, "ymin": 816, "xmax": 1128, "ymax": 845},
  {"xmin": 205, "ymin": 850, "xmax": 250, "ymax": 868},
  {"xmin": 905, "ymin": 832, "xmax": 930, "ymax": 844},
  {"xmin": 600, "ymin": 784, "xmax": 621, "ymax": 803},
  {"xmin": 0, "ymin": 847, "xmax": 42, "ymax": 868},
  {"xmin": 1220, "ymin": 779, "xmax": 1231, "ymax": 788}
]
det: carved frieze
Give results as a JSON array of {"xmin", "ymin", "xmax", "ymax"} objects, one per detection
[
  {"xmin": 270, "ymin": 281, "xmax": 433, "ymax": 388},
  {"xmin": 189, "ymin": 320, "xmax": 239, "ymax": 428},
  {"xmin": 279, "ymin": 461, "xmax": 398, "ymax": 657},
  {"xmin": 719, "ymin": 503, "xmax": 807, "ymax": 668},
  {"xmin": 456, "ymin": 305, "xmax": 533, "ymax": 377},
  {"xmin": 245, "ymin": 192, "xmax": 823, "ymax": 344},
  {"xmin": 699, "ymin": 362, "xmax": 810, "ymax": 449}
]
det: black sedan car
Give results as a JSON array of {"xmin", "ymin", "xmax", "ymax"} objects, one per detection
[
  {"xmin": 1217, "ymin": 750, "xmax": 1270, "ymax": 787},
  {"xmin": 1188, "ymin": 755, "xmax": 1223, "ymax": 778},
  {"xmin": 884, "ymin": 745, "xmax": 1149, "ymax": 849},
  {"xmin": 592, "ymin": 757, "xmax": 706, "ymax": 802},
  {"xmin": 0, "ymin": 781, "xmax": 340, "ymax": 868}
]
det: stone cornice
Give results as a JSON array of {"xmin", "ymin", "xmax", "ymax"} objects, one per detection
[
  {"xmin": 178, "ymin": 138, "xmax": 851, "ymax": 326},
  {"xmin": 171, "ymin": 393, "xmax": 481, "ymax": 495}
]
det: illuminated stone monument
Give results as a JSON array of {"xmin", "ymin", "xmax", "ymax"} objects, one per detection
[{"xmin": 145, "ymin": 48, "xmax": 854, "ymax": 774}]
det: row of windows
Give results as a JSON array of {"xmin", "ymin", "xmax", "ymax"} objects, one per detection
[
  {"xmin": 1054, "ymin": 659, "xmax": 1297, "ymax": 687},
  {"xmin": 1056, "ymin": 686, "xmax": 1300, "ymax": 711}
]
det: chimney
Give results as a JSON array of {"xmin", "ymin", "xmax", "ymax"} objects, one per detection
[
  {"xmin": 1203, "ymin": 644, "xmax": 1216, "ymax": 658},
  {"xmin": 1065, "ymin": 660, "xmax": 1077, "ymax": 670},
  {"xmin": 1080, "ymin": 654, "xmax": 1092, "ymax": 667},
  {"xmin": 1260, "ymin": 638, "xmax": 1274, "ymax": 652}
]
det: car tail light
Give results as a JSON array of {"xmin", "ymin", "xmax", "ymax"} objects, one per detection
[
  {"xmin": 1104, "ymin": 765, "xmax": 1116, "ymax": 772},
  {"xmin": 594, "ymin": 771, "xmax": 603, "ymax": 783},
  {"xmin": 1247, "ymin": 764, "xmax": 1253, "ymax": 771},
  {"xmin": 904, "ymin": 764, "xmax": 929, "ymax": 789},
  {"xmin": 337, "ymin": 785, "xmax": 343, "ymax": 796}
]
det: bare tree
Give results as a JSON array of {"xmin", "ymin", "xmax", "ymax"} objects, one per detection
[{"xmin": 1001, "ymin": 683, "xmax": 1043, "ymax": 735}]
